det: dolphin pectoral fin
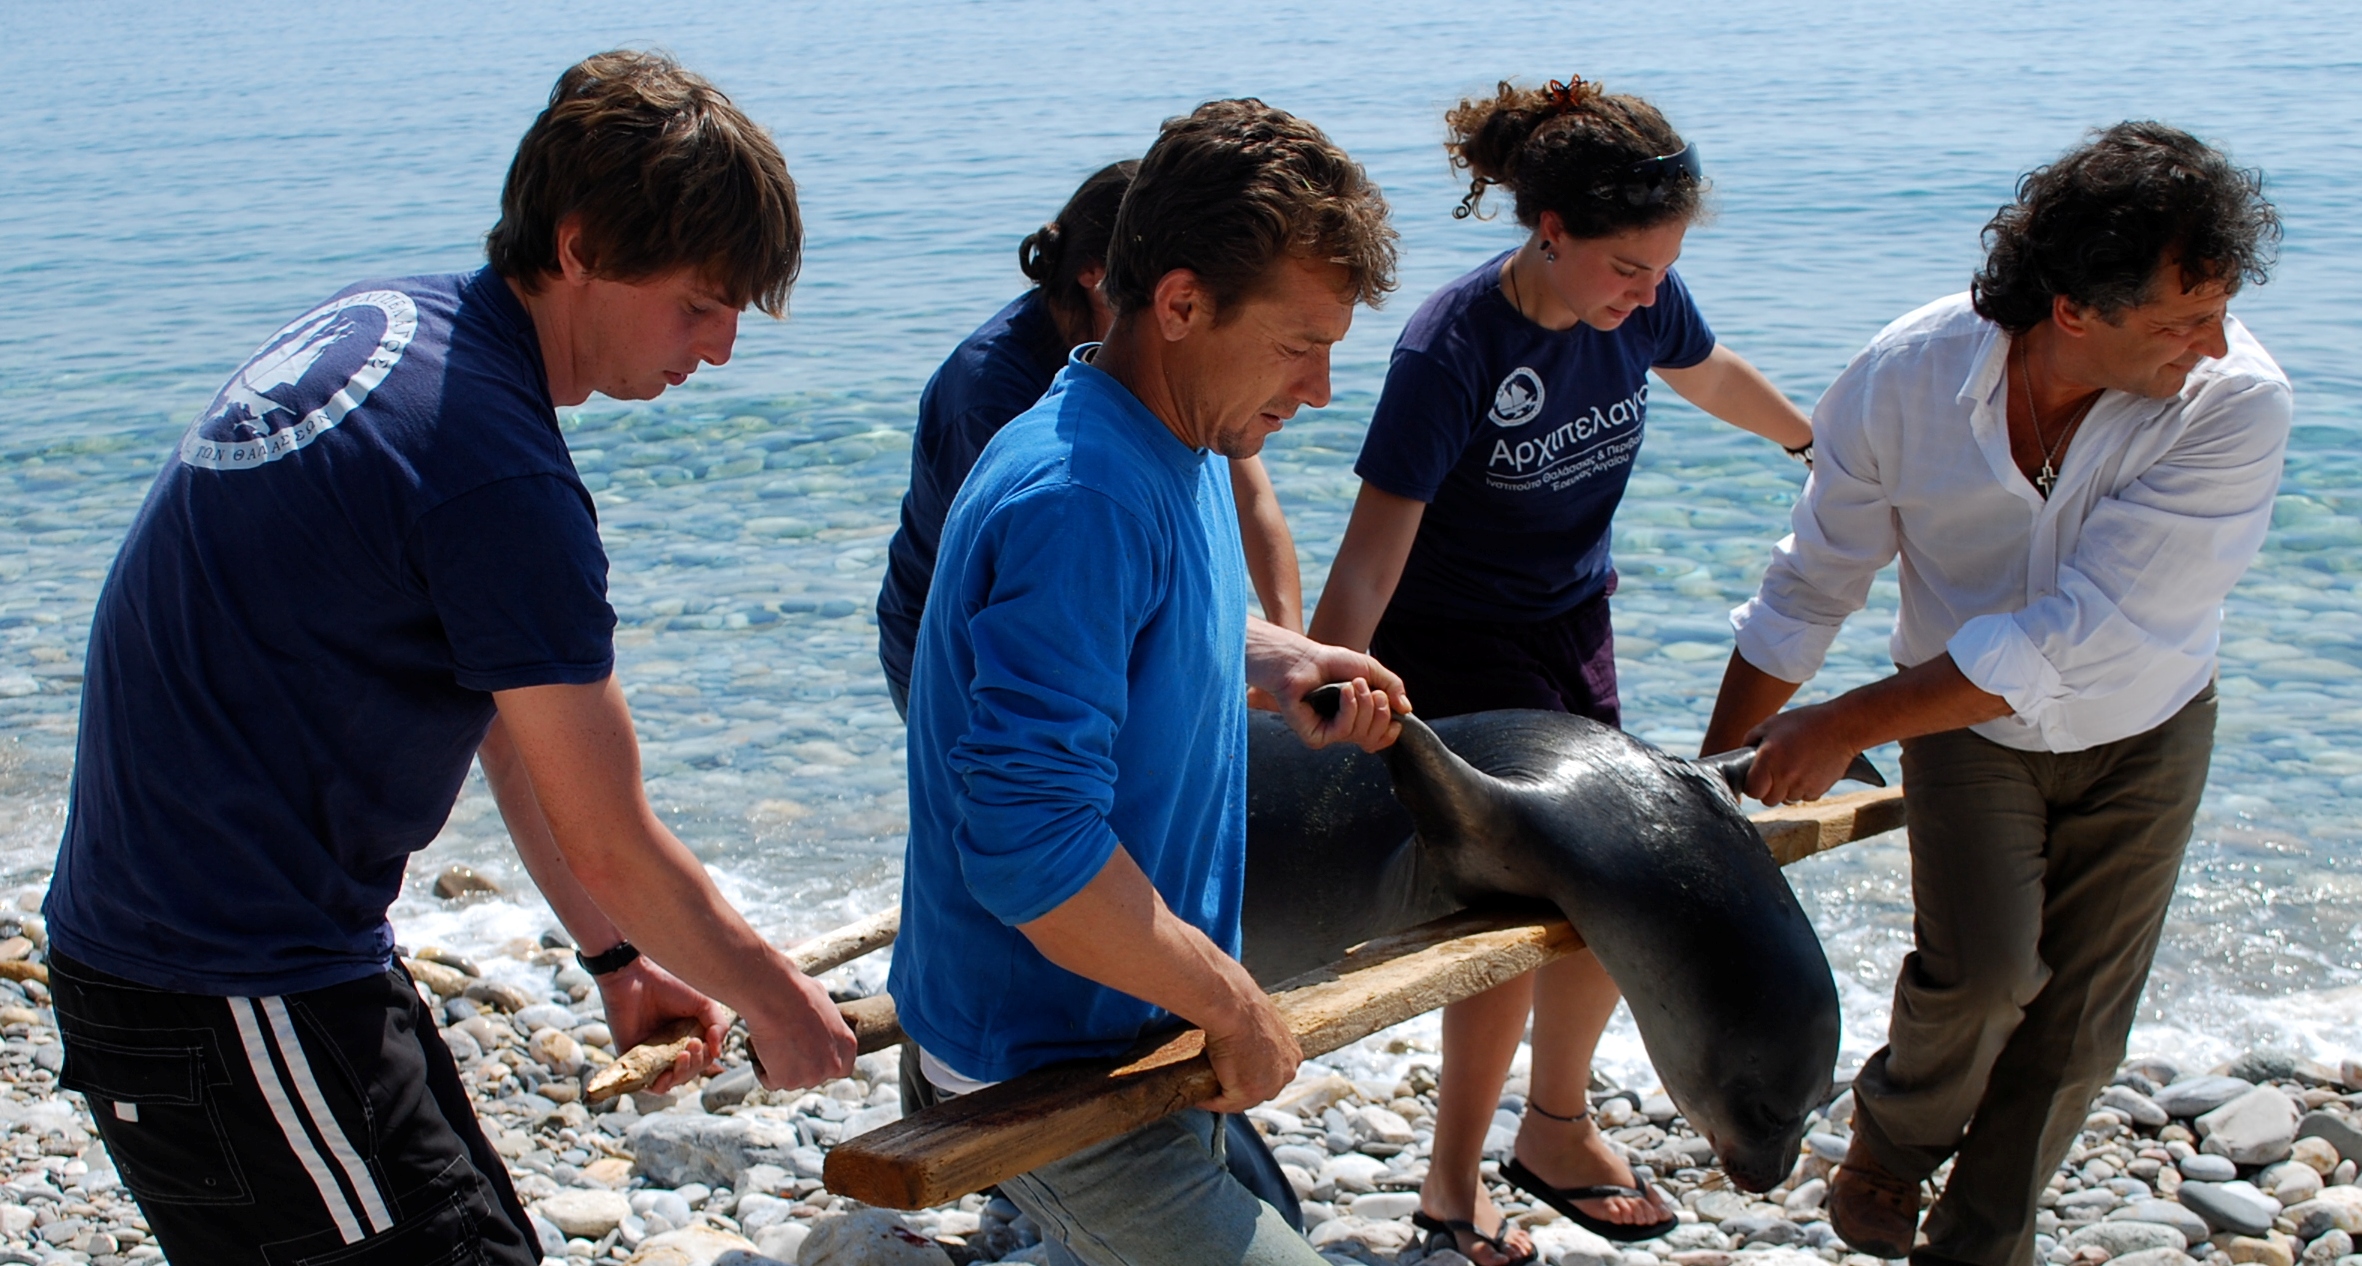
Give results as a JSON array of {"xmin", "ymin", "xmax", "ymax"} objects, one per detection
[
  {"xmin": 1303, "ymin": 684, "xmax": 1514, "ymax": 868},
  {"xmin": 1691, "ymin": 746, "xmax": 1888, "ymax": 797},
  {"xmin": 1376, "ymin": 713, "xmax": 1506, "ymax": 845},
  {"xmin": 1695, "ymin": 747, "xmax": 1754, "ymax": 797},
  {"xmin": 1302, "ymin": 681, "xmax": 1352, "ymax": 720}
]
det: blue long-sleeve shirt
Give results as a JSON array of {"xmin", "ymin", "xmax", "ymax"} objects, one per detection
[{"xmin": 888, "ymin": 351, "xmax": 1248, "ymax": 1083}]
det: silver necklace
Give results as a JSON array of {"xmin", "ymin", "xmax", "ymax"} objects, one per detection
[{"xmin": 2016, "ymin": 341, "xmax": 2098, "ymax": 499}]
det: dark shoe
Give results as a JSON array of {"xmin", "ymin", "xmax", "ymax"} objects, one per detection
[
  {"xmin": 1412, "ymin": 1210, "xmax": 1536, "ymax": 1266},
  {"xmin": 1830, "ymin": 1135, "xmax": 1922, "ymax": 1259},
  {"xmin": 1498, "ymin": 1156, "xmax": 1679, "ymax": 1243}
]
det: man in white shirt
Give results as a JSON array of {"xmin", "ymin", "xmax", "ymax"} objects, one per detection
[{"xmin": 1700, "ymin": 122, "xmax": 2287, "ymax": 1266}]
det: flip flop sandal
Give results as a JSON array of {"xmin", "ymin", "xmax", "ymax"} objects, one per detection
[
  {"xmin": 1500, "ymin": 1156, "xmax": 1680, "ymax": 1243},
  {"xmin": 1411, "ymin": 1209, "xmax": 1537, "ymax": 1266}
]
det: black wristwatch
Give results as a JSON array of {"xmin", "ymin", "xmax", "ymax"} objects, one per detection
[
  {"xmin": 576, "ymin": 940, "xmax": 642, "ymax": 977},
  {"xmin": 1785, "ymin": 441, "xmax": 1815, "ymax": 466}
]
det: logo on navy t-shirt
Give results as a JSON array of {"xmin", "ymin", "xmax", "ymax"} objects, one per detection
[
  {"xmin": 181, "ymin": 291, "xmax": 419, "ymax": 471},
  {"xmin": 1484, "ymin": 382, "xmax": 1648, "ymax": 489},
  {"xmin": 1488, "ymin": 366, "xmax": 1546, "ymax": 427}
]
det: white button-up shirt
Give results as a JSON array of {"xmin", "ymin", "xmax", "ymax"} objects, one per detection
[{"xmin": 1730, "ymin": 293, "xmax": 2291, "ymax": 753}]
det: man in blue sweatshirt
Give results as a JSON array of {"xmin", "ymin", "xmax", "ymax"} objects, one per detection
[{"xmin": 890, "ymin": 100, "xmax": 1407, "ymax": 1265}]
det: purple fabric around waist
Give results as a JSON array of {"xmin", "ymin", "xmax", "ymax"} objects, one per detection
[{"xmin": 1368, "ymin": 573, "xmax": 1620, "ymax": 726}]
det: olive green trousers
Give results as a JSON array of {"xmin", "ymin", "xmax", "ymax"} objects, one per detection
[{"xmin": 1852, "ymin": 686, "xmax": 2216, "ymax": 1266}]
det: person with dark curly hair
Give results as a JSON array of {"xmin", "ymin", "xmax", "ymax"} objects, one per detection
[
  {"xmin": 1306, "ymin": 76, "xmax": 1813, "ymax": 1264},
  {"xmin": 1702, "ymin": 121, "xmax": 2289, "ymax": 1266}
]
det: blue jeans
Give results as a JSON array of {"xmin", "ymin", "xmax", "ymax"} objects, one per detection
[
  {"xmin": 999, "ymin": 1107, "xmax": 1324, "ymax": 1266},
  {"xmin": 902, "ymin": 1046, "xmax": 1320, "ymax": 1266}
]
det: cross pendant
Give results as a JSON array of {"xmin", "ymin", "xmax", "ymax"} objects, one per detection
[{"xmin": 2036, "ymin": 461, "xmax": 2057, "ymax": 498}]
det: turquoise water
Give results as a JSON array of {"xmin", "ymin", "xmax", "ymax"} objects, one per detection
[{"xmin": 4, "ymin": 0, "xmax": 2360, "ymax": 1076}]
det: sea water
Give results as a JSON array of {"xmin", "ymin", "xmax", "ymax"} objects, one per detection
[{"xmin": 3, "ymin": 0, "xmax": 2359, "ymax": 1083}]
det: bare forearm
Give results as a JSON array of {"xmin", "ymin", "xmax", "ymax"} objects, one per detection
[
  {"xmin": 478, "ymin": 718, "xmax": 623, "ymax": 952},
  {"xmin": 1658, "ymin": 346, "xmax": 1813, "ymax": 449},
  {"xmin": 1018, "ymin": 847, "xmax": 1263, "ymax": 1033},
  {"xmin": 1303, "ymin": 575, "xmax": 1382, "ymax": 651},
  {"xmin": 1306, "ymin": 483, "xmax": 1424, "ymax": 651},
  {"xmin": 1817, "ymin": 654, "xmax": 2012, "ymax": 750},
  {"xmin": 494, "ymin": 680, "xmax": 800, "ymax": 1021},
  {"xmin": 1737, "ymin": 652, "xmax": 2013, "ymax": 803},
  {"xmin": 1701, "ymin": 651, "xmax": 1804, "ymax": 755},
  {"xmin": 555, "ymin": 818, "xmax": 777, "ymax": 990},
  {"xmin": 1229, "ymin": 457, "xmax": 1303, "ymax": 632}
]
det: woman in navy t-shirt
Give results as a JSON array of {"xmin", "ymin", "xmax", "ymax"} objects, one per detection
[
  {"xmin": 1308, "ymin": 78, "xmax": 1814, "ymax": 1263},
  {"xmin": 877, "ymin": 162, "xmax": 1302, "ymax": 713}
]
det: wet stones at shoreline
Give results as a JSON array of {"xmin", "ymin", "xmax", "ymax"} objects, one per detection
[
  {"xmin": 595, "ymin": 1048, "xmax": 2362, "ymax": 1266},
  {"xmin": 10, "ymin": 872, "xmax": 2362, "ymax": 1266},
  {"xmin": 0, "ymin": 888, "xmax": 159, "ymax": 1265}
]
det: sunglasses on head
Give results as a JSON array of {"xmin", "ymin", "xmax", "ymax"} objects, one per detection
[{"xmin": 1589, "ymin": 143, "xmax": 1702, "ymax": 206}]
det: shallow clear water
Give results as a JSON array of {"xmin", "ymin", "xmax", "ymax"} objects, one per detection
[{"xmin": 4, "ymin": 0, "xmax": 2360, "ymax": 1083}]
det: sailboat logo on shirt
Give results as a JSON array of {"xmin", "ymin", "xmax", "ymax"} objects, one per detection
[
  {"xmin": 180, "ymin": 291, "xmax": 419, "ymax": 471},
  {"xmin": 1489, "ymin": 366, "xmax": 1546, "ymax": 427}
]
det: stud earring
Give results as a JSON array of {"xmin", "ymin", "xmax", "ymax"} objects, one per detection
[{"xmin": 1542, "ymin": 240, "xmax": 1557, "ymax": 263}]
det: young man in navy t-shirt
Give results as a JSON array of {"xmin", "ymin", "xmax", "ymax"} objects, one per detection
[{"xmin": 44, "ymin": 52, "xmax": 853, "ymax": 1264}]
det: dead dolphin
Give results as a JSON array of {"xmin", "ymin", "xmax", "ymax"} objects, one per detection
[{"xmin": 1242, "ymin": 695, "xmax": 1874, "ymax": 1191}]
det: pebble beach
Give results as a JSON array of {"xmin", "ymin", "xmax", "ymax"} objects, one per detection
[
  {"xmin": 7, "ymin": 3, "xmax": 2362, "ymax": 1265},
  {"xmin": 9, "ymin": 872, "xmax": 2362, "ymax": 1266}
]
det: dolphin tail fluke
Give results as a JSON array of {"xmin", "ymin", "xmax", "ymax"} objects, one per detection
[
  {"xmin": 1692, "ymin": 746, "xmax": 1889, "ymax": 797},
  {"xmin": 1843, "ymin": 752, "xmax": 1888, "ymax": 788}
]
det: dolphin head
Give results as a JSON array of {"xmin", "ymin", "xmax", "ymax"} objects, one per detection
[{"xmin": 1665, "ymin": 1022, "xmax": 1835, "ymax": 1191}]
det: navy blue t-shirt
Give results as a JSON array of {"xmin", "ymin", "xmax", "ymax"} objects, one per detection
[
  {"xmin": 47, "ymin": 267, "xmax": 616, "ymax": 996},
  {"xmin": 876, "ymin": 290, "xmax": 1066, "ymax": 696},
  {"xmin": 1356, "ymin": 252, "xmax": 1715, "ymax": 623}
]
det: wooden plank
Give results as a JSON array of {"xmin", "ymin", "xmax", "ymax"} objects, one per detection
[
  {"xmin": 1749, "ymin": 785, "xmax": 1907, "ymax": 866},
  {"xmin": 585, "ymin": 1017, "xmax": 705, "ymax": 1103},
  {"xmin": 794, "ymin": 908, "xmax": 902, "ymax": 977},
  {"xmin": 842, "ymin": 993, "xmax": 906, "ymax": 1055},
  {"xmin": 824, "ymin": 910, "xmax": 1580, "ymax": 1210},
  {"xmin": 586, "ymin": 995, "xmax": 906, "ymax": 1104},
  {"xmin": 823, "ymin": 786, "xmax": 1910, "ymax": 1209},
  {"xmin": 587, "ymin": 907, "xmax": 902, "ymax": 1103}
]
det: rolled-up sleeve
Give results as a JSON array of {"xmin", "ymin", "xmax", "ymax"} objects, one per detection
[
  {"xmin": 946, "ymin": 485, "xmax": 1160, "ymax": 926},
  {"xmin": 1948, "ymin": 373, "xmax": 2290, "ymax": 745},
  {"xmin": 1731, "ymin": 354, "xmax": 1900, "ymax": 683}
]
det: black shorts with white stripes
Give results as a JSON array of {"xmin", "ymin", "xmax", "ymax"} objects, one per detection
[{"xmin": 48, "ymin": 952, "xmax": 540, "ymax": 1266}]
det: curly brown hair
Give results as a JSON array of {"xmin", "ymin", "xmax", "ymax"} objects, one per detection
[
  {"xmin": 1445, "ymin": 76, "xmax": 1700, "ymax": 238},
  {"xmin": 1103, "ymin": 99, "xmax": 1397, "ymax": 319},
  {"xmin": 486, "ymin": 51, "xmax": 801, "ymax": 317},
  {"xmin": 1971, "ymin": 121, "xmax": 2279, "ymax": 333}
]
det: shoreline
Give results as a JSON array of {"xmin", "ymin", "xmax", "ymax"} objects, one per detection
[{"xmin": 7, "ymin": 885, "xmax": 2362, "ymax": 1266}]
